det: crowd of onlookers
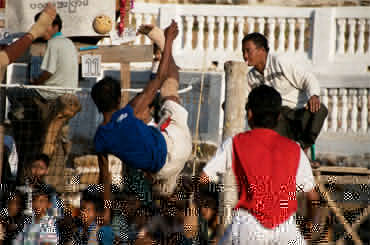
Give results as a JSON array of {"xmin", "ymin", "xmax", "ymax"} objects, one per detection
[{"xmin": 0, "ymin": 153, "xmax": 220, "ymax": 244}]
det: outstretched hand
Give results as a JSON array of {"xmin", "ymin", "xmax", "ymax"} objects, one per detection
[
  {"xmin": 43, "ymin": 2, "xmax": 57, "ymax": 20},
  {"xmin": 164, "ymin": 20, "xmax": 178, "ymax": 41}
]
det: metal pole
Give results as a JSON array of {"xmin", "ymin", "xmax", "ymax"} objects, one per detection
[{"xmin": 220, "ymin": 61, "xmax": 249, "ymax": 230}]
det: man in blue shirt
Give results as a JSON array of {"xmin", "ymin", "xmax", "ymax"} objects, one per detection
[{"xmin": 92, "ymin": 21, "xmax": 192, "ymax": 197}]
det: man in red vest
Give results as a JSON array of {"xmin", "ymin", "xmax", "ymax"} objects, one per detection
[{"xmin": 199, "ymin": 85, "xmax": 320, "ymax": 244}]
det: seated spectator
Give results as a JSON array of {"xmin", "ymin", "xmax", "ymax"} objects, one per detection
[{"xmin": 13, "ymin": 183, "xmax": 58, "ymax": 244}]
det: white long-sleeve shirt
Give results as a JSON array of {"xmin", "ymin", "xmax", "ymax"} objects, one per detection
[{"xmin": 247, "ymin": 53, "xmax": 321, "ymax": 109}]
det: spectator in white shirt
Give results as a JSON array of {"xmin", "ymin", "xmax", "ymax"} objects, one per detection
[{"xmin": 242, "ymin": 32, "xmax": 328, "ymax": 154}]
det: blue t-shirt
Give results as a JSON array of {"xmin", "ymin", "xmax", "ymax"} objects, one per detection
[{"xmin": 94, "ymin": 105, "xmax": 167, "ymax": 173}]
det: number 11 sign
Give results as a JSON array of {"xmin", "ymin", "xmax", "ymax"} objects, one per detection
[{"xmin": 81, "ymin": 54, "xmax": 102, "ymax": 78}]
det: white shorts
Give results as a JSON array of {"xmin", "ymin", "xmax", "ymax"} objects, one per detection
[
  {"xmin": 152, "ymin": 100, "xmax": 192, "ymax": 196},
  {"xmin": 219, "ymin": 209, "xmax": 306, "ymax": 245}
]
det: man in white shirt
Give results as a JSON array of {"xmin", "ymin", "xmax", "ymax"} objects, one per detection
[
  {"xmin": 242, "ymin": 33, "xmax": 328, "ymax": 153},
  {"xmin": 7, "ymin": 12, "xmax": 78, "ymax": 120},
  {"xmin": 198, "ymin": 85, "xmax": 321, "ymax": 245}
]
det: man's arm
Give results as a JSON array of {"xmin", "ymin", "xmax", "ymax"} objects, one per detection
[
  {"xmin": 31, "ymin": 70, "xmax": 53, "ymax": 85},
  {"xmin": 129, "ymin": 20, "xmax": 178, "ymax": 118},
  {"xmin": 0, "ymin": 3, "xmax": 56, "ymax": 67},
  {"xmin": 279, "ymin": 58, "xmax": 321, "ymax": 112},
  {"xmin": 97, "ymin": 153, "xmax": 112, "ymax": 225}
]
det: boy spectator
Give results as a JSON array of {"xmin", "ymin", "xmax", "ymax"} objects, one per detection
[
  {"xmin": 73, "ymin": 188, "xmax": 114, "ymax": 245},
  {"xmin": 0, "ymin": 190, "xmax": 27, "ymax": 245},
  {"xmin": 13, "ymin": 183, "xmax": 58, "ymax": 244},
  {"xmin": 17, "ymin": 154, "xmax": 62, "ymax": 217},
  {"xmin": 199, "ymin": 85, "xmax": 320, "ymax": 244},
  {"xmin": 91, "ymin": 21, "xmax": 192, "ymax": 197}
]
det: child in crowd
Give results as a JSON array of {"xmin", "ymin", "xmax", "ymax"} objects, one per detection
[
  {"xmin": 17, "ymin": 154, "xmax": 63, "ymax": 217},
  {"xmin": 13, "ymin": 184, "xmax": 58, "ymax": 244},
  {"xmin": 73, "ymin": 188, "xmax": 115, "ymax": 245},
  {"xmin": 0, "ymin": 190, "xmax": 27, "ymax": 245}
]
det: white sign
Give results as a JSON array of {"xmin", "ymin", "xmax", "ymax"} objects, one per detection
[
  {"xmin": 81, "ymin": 55, "xmax": 101, "ymax": 78},
  {"xmin": 6, "ymin": 0, "xmax": 115, "ymax": 37},
  {"xmin": 109, "ymin": 27, "xmax": 136, "ymax": 45}
]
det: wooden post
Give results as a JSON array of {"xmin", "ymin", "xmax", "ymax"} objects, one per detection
[
  {"xmin": 220, "ymin": 61, "xmax": 249, "ymax": 231},
  {"xmin": 120, "ymin": 0, "xmax": 132, "ymax": 107}
]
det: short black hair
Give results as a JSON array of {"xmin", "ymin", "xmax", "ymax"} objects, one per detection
[
  {"xmin": 81, "ymin": 186, "xmax": 105, "ymax": 213},
  {"xmin": 91, "ymin": 77, "xmax": 121, "ymax": 113},
  {"xmin": 31, "ymin": 153, "xmax": 50, "ymax": 168},
  {"xmin": 35, "ymin": 12, "xmax": 63, "ymax": 32},
  {"xmin": 2, "ymin": 190, "xmax": 26, "ymax": 211},
  {"xmin": 242, "ymin": 32, "xmax": 270, "ymax": 53},
  {"xmin": 246, "ymin": 85, "xmax": 282, "ymax": 129},
  {"xmin": 32, "ymin": 183, "xmax": 53, "ymax": 201}
]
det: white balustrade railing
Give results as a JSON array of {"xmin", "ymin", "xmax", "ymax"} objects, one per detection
[
  {"xmin": 131, "ymin": 3, "xmax": 370, "ymax": 75},
  {"xmin": 321, "ymin": 87, "xmax": 369, "ymax": 135},
  {"xmin": 335, "ymin": 8, "xmax": 370, "ymax": 57}
]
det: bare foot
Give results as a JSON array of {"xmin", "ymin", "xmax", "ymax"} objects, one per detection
[{"xmin": 137, "ymin": 24, "xmax": 154, "ymax": 35}]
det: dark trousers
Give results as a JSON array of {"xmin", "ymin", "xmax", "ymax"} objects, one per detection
[{"xmin": 274, "ymin": 103, "xmax": 328, "ymax": 149}]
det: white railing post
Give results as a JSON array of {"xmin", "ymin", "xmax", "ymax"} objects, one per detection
[
  {"xmin": 360, "ymin": 89, "xmax": 368, "ymax": 134},
  {"xmin": 174, "ymin": 15, "xmax": 184, "ymax": 51},
  {"xmin": 247, "ymin": 17, "xmax": 255, "ymax": 34},
  {"xmin": 226, "ymin": 17, "xmax": 235, "ymax": 52},
  {"xmin": 196, "ymin": 16, "xmax": 205, "ymax": 52},
  {"xmin": 208, "ymin": 16, "xmax": 216, "ymax": 51},
  {"xmin": 297, "ymin": 18, "xmax": 306, "ymax": 53},
  {"xmin": 236, "ymin": 17, "xmax": 245, "ymax": 51},
  {"xmin": 217, "ymin": 16, "xmax": 225, "ymax": 51},
  {"xmin": 287, "ymin": 18, "xmax": 296, "ymax": 53},
  {"xmin": 312, "ymin": 8, "xmax": 335, "ymax": 66},
  {"xmin": 277, "ymin": 18, "xmax": 286, "ymax": 52},
  {"xmin": 339, "ymin": 88, "xmax": 348, "ymax": 133},
  {"xmin": 337, "ymin": 18, "xmax": 346, "ymax": 55},
  {"xmin": 357, "ymin": 19, "xmax": 366, "ymax": 55},
  {"xmin": 267, "ymin": 18, "xmax": 276, "ymax": 52},
  {"xmin": 347, "ymin": 18, "xmax": 356, "ymax": 55},
  {"xmin": 257, "ymin": 17, "xmax": 265, "ymax": 35},
  {"xmin": 329, "ymin": 88, "xmax": 338, "ymax": 132},
  {"xmin": 350, "ymin": 89, "xmax": 358, "ymax": 133},
  {"xmin": 184, "ymin": 15, "xmax": 194, "ymax": 51}
]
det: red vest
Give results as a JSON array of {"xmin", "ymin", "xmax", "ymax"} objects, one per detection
[{"xmin": 232, "ymin": 128, "xmax": 300, "ymax": 229}]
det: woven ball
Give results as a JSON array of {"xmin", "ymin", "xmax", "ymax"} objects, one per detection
[{"xmin": 93, "ymin": 15, "xmax": 113, "ymax": 34}]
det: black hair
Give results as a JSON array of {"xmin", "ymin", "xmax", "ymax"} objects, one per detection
[
  {"xmin": 31, "ymin": 153, "xmax": 50, "ymax": 168},
  {"xmin": 1, "ymin": 190, "xmax": 26, "ymax": 211},
  {"xmin": 35, "ymin": 12, "xmax": 63, "ymax": 32},
  {"xmin": 91, "ymin": 77, "xmax": 121, "ymax": 113},
  {"xmin": 32, "ymin": 183, "xmax": 53, "ymax": 201},
  {"xmin": 81, "ymin": 186, "xmax": 105, "ymax": 213},
  {"xmin": 246, "ymin": 85, "xmax": 282, "ymax": 129},
  {"xmin": 242, "ymin": 32, "xmax": 270, "ymax": 53}
]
